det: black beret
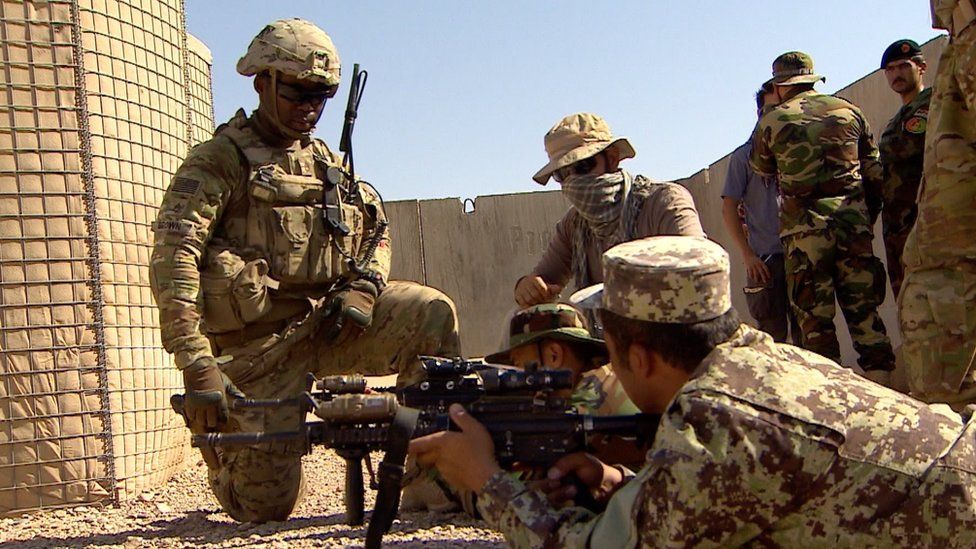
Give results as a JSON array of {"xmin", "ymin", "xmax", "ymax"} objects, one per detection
[{"xmin": 881, "ymin": 39, "xmax": 923, "ymax": 69}]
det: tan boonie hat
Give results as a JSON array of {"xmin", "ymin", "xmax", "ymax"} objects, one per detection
[
  {"xmin": 769, "ymin": 51, "xmax": 825, "ymax": 86},
  {"xmin": 237, "ymin": 19, "xmax": 341, "ymax": 87},
  {"xmin": 571, "ymin": 236, "xmax": 732, "ymax": 324},
  {"xmin": 532, "ymin": 113, "xmax": 636, "ymax": 185},
  {"xmin": 485, "ymin": 303, "xmax": 607, "ymax": 366}
]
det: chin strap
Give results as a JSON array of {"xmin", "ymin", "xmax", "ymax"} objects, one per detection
[{"xmin": 364, "ymin": 405, "xmax": 420, "ymax": 549}]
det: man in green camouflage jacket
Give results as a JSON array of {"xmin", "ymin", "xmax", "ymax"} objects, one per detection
[
  {"xmin": 410, "ymin": 236, "xmax": 976, "ymax": 547},
  {"xmin": 900, "ymin": 0, "xmax": 976, "ymax": 408},
  {"xmin": 750, "ymin": 51, "xmax": 895, "ymax": 385},
  {"xmin": 149, "ymin": 19, "xmax": 460, "ymax": 522},
  {"xmin": 878, "ymin": 39, "xmax": 932, "ymax": 298}
]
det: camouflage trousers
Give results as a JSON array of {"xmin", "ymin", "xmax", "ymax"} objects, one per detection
[
  {"xmin": 900, "ymin": 24, "xmax": 976, "ymax": 407},
  {"xmin": 205, "ymin": 281, "xmax": 460, "ymax": 522},
  {"xmin": 783, "ymin": 226, "xmax": 894, "ymax": 371},
  {"xmin": 881, "ymin": 196, "xmax": 918, "ymax": 299}
]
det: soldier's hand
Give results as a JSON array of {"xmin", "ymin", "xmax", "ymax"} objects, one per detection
[
  {"xmin": 745, "ymin": 253, "xmax": 772, "ymax": 286},
  {"xmin": 514, "ymin": 275, "xmax": 562, "ymax": 307},
  {"xmin": 329, "ymin": 280, "xmax": 379, "ymax": 345},
  {"xmin": 409, "ymin": 404, "xmax": 502, "ymax": 493},
  {"xmin": 182, "ymin": 357, "xmax": 243, "ymax": 433},
  {"xmin": 543, "ymin": 452, "xmax": 623, "ymax": 506}
]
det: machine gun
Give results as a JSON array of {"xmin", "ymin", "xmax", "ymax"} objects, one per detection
[{"xmin": 171, "ymin": 357, "xmax": 659, "ymax": 548}]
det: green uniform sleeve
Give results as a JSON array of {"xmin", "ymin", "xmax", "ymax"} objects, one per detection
[
  {"xmin": 150, "ymin": 137, "xmax": 245, "ymax": 368},
  {"xmin": 857, "ymin": 112, "xmax": 885, "ymax": 222},
  {"xmin": 748, "ymin": 119, "xmax": 777, "ymax": 179}
]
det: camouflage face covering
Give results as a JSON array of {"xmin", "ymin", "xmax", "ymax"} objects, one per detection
[{"xmin": 560, "ymin": 171, "xmax": 627, "ymax": 239}]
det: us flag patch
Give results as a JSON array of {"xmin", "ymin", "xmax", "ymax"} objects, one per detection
[{"xmin": 171, "ymin": 177, "xmax": 201, "ymax": 195}]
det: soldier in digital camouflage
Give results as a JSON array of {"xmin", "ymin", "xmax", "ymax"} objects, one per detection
[
  {"xmin": 900, "ymin": 0, "xmax": 976, "ymax": 408},
  {"xmin": 513, "ymin": 113, "xmax": 704, "ymax": 334},
  {"xmin": 149, "ymin": 19, "xmax": 460, "ymax": 522},
  {"xmin": 400, "ymin": 303, "xmax": 640, "ymax": 514},
  {"xmin": 409, "ymin": 235, "xmax": 976, "ymax": 547},
  {"xmin": 878, "ymin": 39, "xmax": 931, "ymax": 299},
  {"xmin": 750, "ymin": 51, "xmax": 896, "ymax": 387}
]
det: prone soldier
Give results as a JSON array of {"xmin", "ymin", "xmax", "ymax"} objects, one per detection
[
  {"xmin": 411, "ymin": 236, "xmax": 976, "ymax": 546},
  {"xmin": 400, "ymin": 303, "xmax": 640, "ymax": 514},
  {"xmin": 150, "ymin": 19, "xmax": 460, "ymax": 522}
]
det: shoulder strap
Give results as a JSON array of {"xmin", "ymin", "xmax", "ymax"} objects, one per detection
[
  {"xmin": 365, "ymin": 405, "xmax": 420, "ymax": 549},
  {"xmin": 624, "ymin": 175, "xmax": 654, "ymax": 240}
]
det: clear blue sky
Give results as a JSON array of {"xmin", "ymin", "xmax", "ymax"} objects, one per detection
[{"xmin": 186, "ymin": 1, "xmax": 940, "ymax": 202}]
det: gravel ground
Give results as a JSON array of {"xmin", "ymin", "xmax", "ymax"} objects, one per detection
[{"xmin": 0, "ymin": 450, "xmax": 505, "ymax": 548}]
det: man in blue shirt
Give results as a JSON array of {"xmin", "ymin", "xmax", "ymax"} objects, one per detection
[{"xmin": 721, "ymin": 86, "xmax": 794, "ymax": 342}]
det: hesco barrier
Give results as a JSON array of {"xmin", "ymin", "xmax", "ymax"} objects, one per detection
[{"xmin": 0, "ymin": 0, "xmax": 213, "ymax": 514}]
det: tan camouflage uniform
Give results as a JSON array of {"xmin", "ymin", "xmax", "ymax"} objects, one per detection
[
  {"xmin": 477, "ymin": 236, "xmax": 976, "ymax": 547},
  {"xmin": 150, "ymin": 20, "xmax": 459, "ymax": 522},
  {"xmin": 751, "ymin": 53, "xmax": 894, "ymax": 373},
  {"xmin": 899, "ymin": 0, "xmax": 976, "ymax": 408},
  {"xmin": 879, "ymin": 86, "xmax": 932, "ymax": 298}
]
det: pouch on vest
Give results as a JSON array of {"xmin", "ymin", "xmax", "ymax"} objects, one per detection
[
  {"xmin": 246, "ymin": 168, "xmax": 364, "ymax": 285},
  {"xmin": 200, "ymin": 250, "xmax": 275, "ymax": 333}
]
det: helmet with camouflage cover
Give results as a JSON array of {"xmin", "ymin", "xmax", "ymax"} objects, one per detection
[{"xmin": 237, "ymin": 18, "xmax": 341, "ymax": 88}]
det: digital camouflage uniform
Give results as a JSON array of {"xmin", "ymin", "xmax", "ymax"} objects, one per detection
[
  {"xmin": 477, "ymin": 236, "xmax": 976, "ymax": 547},
  {"xmin": 879, "ymin": 87, "xmax": 932, "ymax": 298},
  {"xmin": 751, "ymin": 71, "xmax": 894, "ymax": 373},
  {"xmin": 900, "ymin": 0, "xmax": 976, "ymax": 407},
  {"xmin": 150, "ymin": 21, "xmax": 459, "ymax": 522}
]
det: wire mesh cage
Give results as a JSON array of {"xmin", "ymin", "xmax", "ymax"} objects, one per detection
[{"xmin": 0, "ymin": 0, "xmax": 213, "ymax": 514}]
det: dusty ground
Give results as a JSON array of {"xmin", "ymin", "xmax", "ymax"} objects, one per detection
[{"xmin": 0, "ymin": 449, "xmax": 505, "ymax": 548}]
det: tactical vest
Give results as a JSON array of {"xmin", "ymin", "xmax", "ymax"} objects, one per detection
[{"xmin": 200, "ymin": 111, "xmax": 363, "ymax": 334}]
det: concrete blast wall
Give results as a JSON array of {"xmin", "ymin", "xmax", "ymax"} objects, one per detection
[{"xmin": 386, "ymin": 36, "xmax": 947, "ymax": 366}]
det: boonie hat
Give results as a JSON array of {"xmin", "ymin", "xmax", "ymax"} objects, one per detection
[
  {"xmin": 485, "ymin": 303, "xmax": 607, "ymax": 366},
  {"xmin": 768, "ymin": 51, "xmax": 825, "ymax": 86},
  {"xmin": 571, "ymin": 236, "xmax": 732, "ymax": 324},
  {"xmin": 532, "ymin": 113, "xmax": 636, "ymax": 185}
]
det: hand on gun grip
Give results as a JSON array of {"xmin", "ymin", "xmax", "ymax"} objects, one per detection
[{"xmin": 182, "ymin": 356, "xmax": 244, "ymax": 433}]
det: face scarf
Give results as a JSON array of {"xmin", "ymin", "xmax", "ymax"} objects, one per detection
[{"xmin": 560, "ymin": 170, "xmax": 629, "ymax": 239}]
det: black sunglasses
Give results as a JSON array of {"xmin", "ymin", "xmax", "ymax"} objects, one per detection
[
  {"xmin": 276, "ymin": 80, "xmax": 338, "ymax": 106},
  {"xmin": 553, "ymin": 156, "xmax": 599, "ymax": 183}
]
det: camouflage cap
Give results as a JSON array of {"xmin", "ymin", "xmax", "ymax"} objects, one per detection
[
  {"xmin": 880, "ymin": 39, "xmax": 923, "ymax": 69},
  {"xmin": 485, "ymin": 303, "xmax": 607, "ymax": 365},
  {"xmin": 532, "ymin": 113, "xmax": 636, "ymax": 185},
  {"xmin": 237, "ymin": 19, "xmax": 341, "ymax": 87},
  {"xmin": 769, "ymin": 51, "xmax": 825, "ymax": 86},
  {"xmin": 570, "ymin": 236, "xmax": 732, "ymax": 323}
]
